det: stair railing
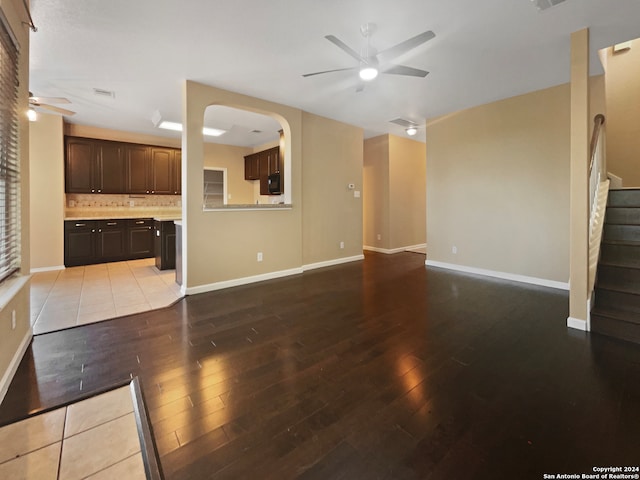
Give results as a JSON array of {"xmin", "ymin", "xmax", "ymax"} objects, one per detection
[{"xmin": 588, "ymin": 114, "xmax": 608, "ymax": 297}]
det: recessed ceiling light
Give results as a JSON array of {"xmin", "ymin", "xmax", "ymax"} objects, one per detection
[{"xmin": 158, "ymin": 121, "xmax": 225, "ymax": 137}]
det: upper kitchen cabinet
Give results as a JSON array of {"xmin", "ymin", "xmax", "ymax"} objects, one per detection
[
  {"xmin": 244, "ymin": 153, "xmax": 260, "ymax": 180},
  {"xmin": 65, "ymin": 137, "xmax": 126, "ymax": 193},
  {"xmin": 259, "ymin": 146, "xmax": 281, "ymax": 195},
  {"xmin": 65, "ymin": 136, "xmax": 182, "ymax": 195},
  {"xmin": 125, "ymin": 144, "xmax": 151, "ymax": 194},
  {"xmin": 150, "ymin": 147, "xmax": 181, "ymax": 195}
]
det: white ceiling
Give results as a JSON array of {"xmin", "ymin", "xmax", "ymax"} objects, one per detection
[{"xmin": 28, "ymin": 0, "xmax": 640, "ymax": 147}]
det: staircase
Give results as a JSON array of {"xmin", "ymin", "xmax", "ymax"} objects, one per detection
[{"xmin": 591, "ymin": 188, "xmax": 640, "ymax": 344}]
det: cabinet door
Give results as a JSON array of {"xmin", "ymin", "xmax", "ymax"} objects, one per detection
[
  {"xmin": 125, "ymin": 145, "xmax": 150, "ymax": 193},
  {"xmin": 127, "ymin": 219, "xmax": 154, "ymax": 258},
  {"xmin": 97, "ymin": 221, "xmax": 126, "ymax": 260},
  {"xmin": 268, "ymin": 147, "xmax": 280, "ymax": 174},
  {"xmin": 172, "ymin": 150, "xmax": 182, "ymax": 195},
  {"xmin": 97, "ymin": 142, "xmax": 126, "ymax": 193},
  {"xmin": 259, "ymin": 152, "xmax": 270, "ymax": 195},
  {"xmin": 64, "ymin": 221, "xmax": 97, "ymax": 267},
  {"xmin": 65, "ymin": 138, "xmax": 95, "ymax": 193},
  {"xmin": 244, "ymin": 153, "xmax": 260, "ymax": 180},
  {"xmin": 150, "ymin": 148, "xmax": 173, "ymax": 194}
]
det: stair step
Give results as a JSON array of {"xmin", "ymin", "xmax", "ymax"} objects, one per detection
[
  {"xmin": 608, "ymin": 188, "xmax": 640, "ymax": 207},
  {"xmin": 596, "ymin": 264, "xmax": 640, "ymax": 294},
  {"xmin": 591, "ymin": 308, "xmax": 640, "ymax": 345},
  {"xmin": 603, "ymin": 224, "xmax": 640, "ymax": 243},
  {"xmin": 600, "ymin": 242, "xmax": 640, "ymax": 268},
  {"xmin": 594, "ymin": 287, "xmax": 640, "ymax": 314},
  {"xmin": 604, "ymin": 206, "xmax": 640, "ymax": 225}
]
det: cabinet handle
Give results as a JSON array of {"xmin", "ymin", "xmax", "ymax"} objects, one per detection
[
  {"xmin": 91, "ymin": 189, "xmax": 95, "ymax": 193},
  {"xmin": 75, "ymin": 223, "xmax": 86, "ymax": 227},
  {"xmin": 146, "ymin": 190, "xmax": 150, "ymax": 194},
  {"xmin": 135, "ymin": 221, "xmax": 145, "ymax": 225},
  {"xmin": 148, "ymin": 227, "xmax": 152, "ymax": 230},
  {"xmin": 151, "ymin": 190, "xmax": 155, "ymax": 194},
  {"xmin": 107, "ymin": 222, "xmax": 117, "ymax": 226},
  {"xmin": 98, "ymin": 229, "xmax": 102, "ymax": 233},
  {"xmin": 97, "ymin": 189, "xmax": 101, "ymax": 193},
  {"xmin": 91, "ymin": 229, "xmax": 95, "ymax": 233}
]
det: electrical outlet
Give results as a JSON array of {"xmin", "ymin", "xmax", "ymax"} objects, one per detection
[
  {"xmin": 340, "ymin": 241, "xmax": 344, "ymax": 249},
  {"xmin": 354, "ymin": 190, "xmax": 361, "ymax": 198},
  {"xmin": 257, "ymin": 252, "xmax": 263, "ymax": 262},
  {"xmin": 377, "ymin": 234, "xmax": 381, "ymax": 241},
  {"xmin": 129, "ymin": 200, "xmax": 135, "ymax": 207},
  {"xmin": 452, "ymin": 245, "xmax": 457, "ymax": 254},
  {"xmin": 11, "ymin": 310, "xmax": 16, "ymax": 330}
]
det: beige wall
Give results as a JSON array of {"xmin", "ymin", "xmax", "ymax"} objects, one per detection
[
  {"xmin": 301, "ymin": 112, "xmax": 363, "ymax": 265},
  {"xmin": 363, "ymin": 134, "xmax": 426, "ymax": 251},
  {"xmin": 181, "ymin": 81, "xmax": 364, "ymax": 290},
  {"xmin": 426, "ymin": 83, "xmax": 572, "ymax": 282},
  {"xmin": 603, "ymin": 38, "xmax": 640, "ymax": 186},
  {"xmin": 389, "ymin": 135, "xmax": 426, "ymax": 249},
  {"xmin": 182, "ymin": 81, "xmax": 303, "ymax": 289},
  {"xmin": 65, "ymin": 124, "xmax": 182, "ymax": 148},
  {"xmin": 203, "ymin": 143, "xmax": 254, "ymax": 204},
  {"xmin": 1, "ymin": 0, "xmax": 32, "ymax": 400},
  {"xmin": 30, "ymin": 114, "xmax": 65, "ymax": 270},
  {"xmin": 363, "ymin": 135, "xmax": 390, "ymax": 249}
]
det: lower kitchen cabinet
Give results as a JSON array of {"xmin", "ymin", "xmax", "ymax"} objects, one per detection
[
  {"xmin": 64, "ymin": 218, "xmax": 154, "ymax": 267},
  {"xmin": 154, "ymin": 220, "xmax": 176, "ymax": 270},
  {"xmin": 127, "ymin": 219, "xmax": 154, "ymax": 259}
]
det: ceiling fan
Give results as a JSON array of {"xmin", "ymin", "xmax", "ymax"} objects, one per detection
[
  {"xmin": 303, "ymin": 23, "xmax": 435, "ymax": 91},
  {"xmin": 29, "ymin": 92, "xmax": 76, "ymax": 116}
]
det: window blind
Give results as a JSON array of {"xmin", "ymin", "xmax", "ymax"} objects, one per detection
[{"xmin": 0, "ymin": 16, "xmax": 20, "ymax": 283}]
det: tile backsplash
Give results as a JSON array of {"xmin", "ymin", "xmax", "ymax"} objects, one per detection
[
  {"xmin": 65, "ymin": 194, "xmax": 181, "ymax": 219},
  {"xmin": 67, "ymin": 193, "xmax": 181, "ymax": 208}
]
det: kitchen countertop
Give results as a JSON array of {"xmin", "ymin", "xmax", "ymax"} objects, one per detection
[{"xmin": 203, "ymin": 204, "xmax": 292, "ymax": 211}]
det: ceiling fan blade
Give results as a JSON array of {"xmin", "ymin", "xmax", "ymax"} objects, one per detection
[
  {"xmin": 379, "ymin": 30, "xmax": 435, "ymax": 61},
  {"xmin": 36, "ymin": 103, "xmax": 76, "ymax": 116},
  {"xmin": 30, "ymin": 96, "xmax": 71, "ymax": 104},
  {"xmin": 325, "ymin": 35, "xmax": 364, "ymax": 62},
  {"xmin": 302, "ymin": 67, "xmax": 358, "ymax": 78},
  {"xmin": 383, "ymin": 64, "xmax": 429, "ymax": 77}
]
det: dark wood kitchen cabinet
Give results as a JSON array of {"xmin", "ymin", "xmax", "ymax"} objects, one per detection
[
  {"xmin": 64, "ymin": 218, "xmax": 154, "ymax": 266},
  {"xmin": 65, "ymin": 136, "xmax": 181, "ymax": 195},
  {"xmin": 244, "ymin": 153, "xmax": 260, "ymax": 180},
  {"xmin": 127, "ymin": 218, "xmax": 154, "ymax": 259},
  {"xmin": 125, "ymin": 144, "xmax": 151, "ymax": 194},
  {"xmin": 65, "ymin": 138, "xmax": 126, "ymax": 194},
  {"xmin": 259, "ymin": 147, "xmax": 280, "ymax": 195},
  {"xmin": 150, "ymin": 147, "xmax": 181, "ymax": 195},
  {"xmin": 154, "ymin": 220, "xmax": 176, "ymax": 270}
]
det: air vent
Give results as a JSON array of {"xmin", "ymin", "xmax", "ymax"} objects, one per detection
[
  {"xmin": 389, "ymin": 118, "xmax": 418, "ymax": 128},
  {"xmin": 93, "ymin": 88, "xmax": 115, "ymax": 98},
  {"xmin": 531, "ymin": 0, "xmax": 567, "ymax": 11},
  {"xmin": 251, "ymin": 129, "xmax": 263, "ymax": 134}
]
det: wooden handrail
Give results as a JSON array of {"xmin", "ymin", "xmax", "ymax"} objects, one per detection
[{"xmin": 589, "ymin": 114, "xmax": 605, "ymax": 175}]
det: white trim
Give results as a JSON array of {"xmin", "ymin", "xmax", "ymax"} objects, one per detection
[
  {"xmin": 30, "ymin": 265, "xmax": 65, "ymax": 274},
  {"xmin": 363, "ymin": 245, "xmax": 407, "ymax": 255},
  {"xmin": 567, "ymin": 316, "xmax": 588, "ymax": 331},
  {"xmin": 302, "ymin": 255, "xmax": 364, "ymax": 272},
  {"xmin": 425, "ymin": 260, "xmax": 569, "ymax": 291},
  {"xmin": 184, "ymin": 267, "xmax": 303, "ymax": 295},
  {"xmin": 404, "ymin": 243, "xmax": 427, "ymax": 251},
  {"xmin": 0, "ymin": 327, "xmax": 32, "ymax": 404}
]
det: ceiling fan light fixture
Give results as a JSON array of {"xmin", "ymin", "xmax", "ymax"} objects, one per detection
[
  {"xmin": 406, "ymin": 127, "xmax": 418, "ymax": 136},
  {"xmin": 359, "ymin": 66, "xmax": 378, "ymax": 81},
  {"xmin": 27, "ymin": 108, "xmax": 37, "ymax": 122}
]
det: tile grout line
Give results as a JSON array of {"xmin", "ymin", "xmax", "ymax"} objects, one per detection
[{"xmin": 56, "ymin": 406, "xmax": 69, "ymax": 480}]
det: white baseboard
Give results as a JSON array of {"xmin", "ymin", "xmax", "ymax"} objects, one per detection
[
  {"xmin": 0, "ymin": 327, "xmax": 32, "ymax": 405},
  {"xmin": 183, "ymin": 255, "xmax": 366, "ymax": 295},
  {"xmin": 364, "ymin": 243, "xmax": 427, "ymax": 255},
  {"xmin": 425, "ymin": 260, "xmax": 569, "ymax": 291},
  {"xmin": 567, "ymin": 316, "xmax": 588, "ymax": 331},
  {"xmin": 184, "ymin": 267, "xmax": 304, "ymax": 295},
  {"xmin": 30, "ymin": 265, "xmax": 65, "ymax": 274},
  {"xmin": 302, "ymin": 254, "xmax": 364, "ymax": 272}
]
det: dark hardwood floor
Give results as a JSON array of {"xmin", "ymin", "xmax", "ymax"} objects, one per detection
[{"xmin": 2, "ymin": 252, "xmax": 640, "ymax": 479}]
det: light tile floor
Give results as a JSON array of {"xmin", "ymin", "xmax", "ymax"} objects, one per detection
[
  {"xmin": 0, "ymin": 386, "xmax": 146, "ymax": 480},
  {"xmin": 31, "ymin": 258, "xmax": 183, "ymax": 335}
]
